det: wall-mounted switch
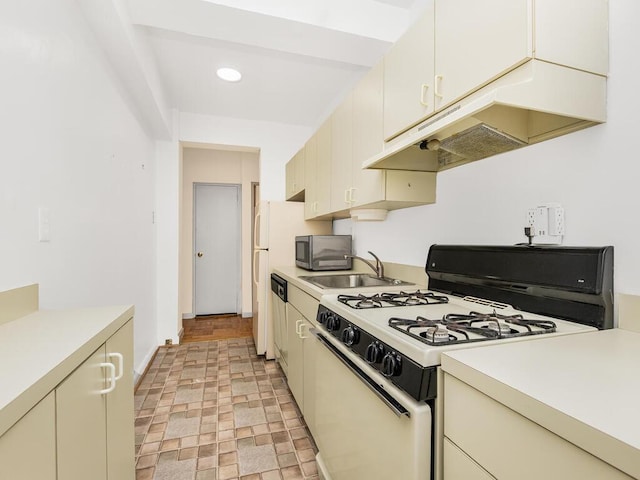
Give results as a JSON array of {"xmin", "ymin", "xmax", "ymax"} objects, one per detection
[{"xmin": 38, "ymin": 207, "xmax": 51, "ymax": 242}]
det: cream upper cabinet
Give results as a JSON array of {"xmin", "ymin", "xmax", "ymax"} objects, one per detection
[
  {"xmin": 352, "ymin": 61, "xmax": 386, "ymax": 207},
  {"xmin": 304, "ymin": 120, "xmax": 332, "ymax": 220},
  {"xmin": 330, "ymin": 93, "xmax": 354, "ymax": 212},
  {"xmin": 433, "ymin": 0, "xmax": 531, "ymax": 112},
  {"xmin": 285, "ymin": 148, "xmax": 305, "ymax": 201},
  {"xmin": 383, "ymin": 4, "xmax": 436, "ymax": 141}
]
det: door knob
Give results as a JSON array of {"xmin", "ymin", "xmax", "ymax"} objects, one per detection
[{"xmin": 197, "ymin": 252, "xmax": 204, "ymax": 257}]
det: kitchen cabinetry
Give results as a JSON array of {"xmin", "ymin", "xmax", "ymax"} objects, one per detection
[
  {"xmin": 0, "ymin": 291, "xmax": 135, "ymax": 480},
  {"xmin": 383, "ymin": 5, "xmax": 435, "ymax": 141},
  {"xmin": 325, "ymin": 63, "xmax": 437, "ymax": 218},
  {"xmin": 285, "ymin": 148, "xmax": 305, "ymax": 201},
  {"xmin": 57, "ymin": 320, "xmax": 134, "ymax": 480},
  {"xmin": 304, "ymin": 119, "xmax": 332, "ymax": 220},
  {"xmin": 0, "ymin": 393, "xmax": 56, "ymax": 480},
  {"xmin": 330, "ymin": 93, "xmax": 353, "ymax": 212},
  {"xmin": 284, "ymin": 284, "xmax": 320, "ymax": 436},
  {"xmin": 443, "ymin": 373, "xmax": 633, "ymax": 480},
  {"xmin": 383, "ymin": 0, "xmax": 608, "ymax": 142}
]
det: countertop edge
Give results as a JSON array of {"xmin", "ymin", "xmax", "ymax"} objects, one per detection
[{"xmin": 441, "ymin": 346, "xmax": 640, "ymax": 479}]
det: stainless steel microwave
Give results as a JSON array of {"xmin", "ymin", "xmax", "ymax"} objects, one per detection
[{"xmin": 295, "ymin": 235, "xmax": 352, "ymax": 271}]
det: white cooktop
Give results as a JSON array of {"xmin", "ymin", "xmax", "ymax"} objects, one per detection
[{"xmin": 320, "ymin": 290, "xmax": 596, "ymax": 367}]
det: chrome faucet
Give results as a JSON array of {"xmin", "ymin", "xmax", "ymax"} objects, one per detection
[{"xmin": 345, "ymin": 251, "xmax": 385, "ymax": 278}]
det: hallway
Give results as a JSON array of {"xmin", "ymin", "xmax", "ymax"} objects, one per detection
[{"xmin": 134, "ymin": 338, "xmax": 319, "ymax": 479}]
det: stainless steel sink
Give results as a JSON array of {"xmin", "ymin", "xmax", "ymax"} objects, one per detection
[{"xmin": 299, "ymin": 273, "xmax": 414, "ymax": 289}]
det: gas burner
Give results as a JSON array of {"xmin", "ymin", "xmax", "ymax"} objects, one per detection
[
  {"xmin": 380, "ymin": 291, "xmax": 449, "ymax": 307},
  {"xmin": 337, "ymin": 294, "xmax": 383, "ymax": 309},
  {"xmin": 425, "ymin": 325, "xmax": 450, "ymax": 344}
]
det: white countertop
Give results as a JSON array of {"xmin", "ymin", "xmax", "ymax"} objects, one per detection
[
  {"xmin": 0, "ymin": 305, "xmax": 134, "ymax": 437},
  {"xmin": 441, "ymin": 328, "xmax": 640, "ymax": 479}
]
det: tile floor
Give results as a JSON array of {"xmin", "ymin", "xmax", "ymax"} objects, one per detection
[{"xmin": 134, "ymin": 337, "xmax": 319, "ymax": 480}]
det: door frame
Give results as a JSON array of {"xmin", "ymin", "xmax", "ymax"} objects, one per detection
[{"xmin": 192, "ymin": 182, "xmax": 242, "ymax": 316}]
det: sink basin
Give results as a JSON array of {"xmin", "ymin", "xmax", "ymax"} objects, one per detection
[{"xmin": 299, "ymin": 273, "xmax": 414, "ymax": 289}]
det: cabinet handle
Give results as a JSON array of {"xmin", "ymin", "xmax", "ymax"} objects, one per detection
[
  {"xmin": 344, "ymin": 189, "xmax": 350, "ymax": 205},
  {"xmin": 108, "ymin": 352, "xmax": 124, "ymax": 381},
  {"xmin": 350, "ymin": 187, "xmax": 356, "ymax": 204},
  {"xmin": 295, "ymin": 319, "xmax": 303, "ymax": 335},
  {"xmin": 434, "ymin": 75, "xmax": 443, "ymax": 98},
  {"xmin": 420, "ymin": 83, "xmax": 430, "ymax": 107},
  {"xmin": 299, "ymin": 323, "xmax": 308, "ymax": 339},
  {"xmin": 99, "ymin": 362, "xmax": 117, "ymax": 395}
]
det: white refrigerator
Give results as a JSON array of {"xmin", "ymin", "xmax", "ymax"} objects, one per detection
[{"xmin": 253, "ymin": 201, "xmax": 331, "ymax": 358}]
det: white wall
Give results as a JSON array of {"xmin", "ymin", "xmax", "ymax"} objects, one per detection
[
  {"xmin": 180, "ymin": 113, "xmax": 314, "ymax": 201},
  {"xmin": 153, "ymin": 112, "xmax": 314, "ymax": 343},
  {"xmin": 335, "ymin": 0, "xmax": 640, "ymax": 300},
  {"xmin": 180, "ymin": 148, "xmax": 259, "ymax": 318},
  {"xmin": 0, "ymin": 1, "xmax": 158, "ymax": 374}
]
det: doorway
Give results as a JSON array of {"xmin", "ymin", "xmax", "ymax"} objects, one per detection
[{"xmin": 193, "ymin": 183, "xmax": 241, "ymax": 315}]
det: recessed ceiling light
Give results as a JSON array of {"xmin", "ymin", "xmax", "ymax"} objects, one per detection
[{"xmin": 216, "ymin": 67, "xmax": 242, "ymax": 82}]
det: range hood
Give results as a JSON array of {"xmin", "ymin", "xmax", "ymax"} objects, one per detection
[{"xmin": 363, "ymin": 60, "xmax": 607, "ymax": 172}]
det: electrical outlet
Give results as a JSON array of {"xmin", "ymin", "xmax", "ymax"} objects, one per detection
[{"xmin": 525, "ymin": 203, "xmax": 564, "ymax": 244}]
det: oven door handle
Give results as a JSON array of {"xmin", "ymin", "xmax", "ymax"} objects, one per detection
[{"xmin": 309, "ymin": 328, "xmax": 410, "ymax": 418}]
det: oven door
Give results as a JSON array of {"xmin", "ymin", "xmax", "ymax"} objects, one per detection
[{"xmin": 311, "ymin": 329, "xmax": 432, "ymax": 480}]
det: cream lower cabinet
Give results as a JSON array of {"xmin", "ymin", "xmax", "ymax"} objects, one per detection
[
  {"xmin": 0, "ymin": 393, "xmax": 56, "ymax": 480},
  {"xmin": 443, "ymin": 373, "xmax": 633, "ymax": 480},
  {"xmin": 285, "ymin": 284, "xmax": 320, "ymax": 437},
  {"xmin": 57, "ymin": 320, "xmax": 134, "ymax": 480}
]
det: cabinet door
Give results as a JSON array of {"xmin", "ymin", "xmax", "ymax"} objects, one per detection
[
  {"xmin": 286, "ymin": 303, "xmax": 305, "ymax": 410},
  {"xmin": 352, "ymin": 61, "xmax": 385, "ymax": 207},
  {"xmin": 0, "ymin": 393, "xmax": 56, "ymax": 480},
  {"xmin": 304, "ymin": 134, "xmax": 318, "ymax": 220},
  {"xmin": 106, "ymin": 320, "xmax": 135, "ymax": 480},
  {"xmin": 57, "ymin": 345, "xmax": 108, "ymax": 480},
  {"xmin": 330, "ymin": 94, "xmax": 354, "ymax": 213},
  {"xmin": 434, "ymin": 0, "xmax": 531, "ymax": 110},
  {"xmin": 315, "ymin": 118, "xmax": 333, "ymax": 216},
  {"xmin": 302, "ymin": 324, "xmax": 318, "ymax": 438},
  {"xmin": 285, "ymin": 158, "xmax": 296, "ymax": 200},
  {"xmin": 383, "ymin": 4, "xmax": 435, "ymax": 140}
]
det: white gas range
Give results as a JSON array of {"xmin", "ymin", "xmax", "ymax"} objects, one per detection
[{"xmin": 310, "ymin": 245, "xmax": 614, "ymax": 480}]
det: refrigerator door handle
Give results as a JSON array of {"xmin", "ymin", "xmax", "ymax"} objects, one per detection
[
  {"xmin": 253, "ymin": 209, "xmax": 261, "ymax": 249},
  {"xmin": 253, "ymin": 249, "xmax": 260, "ymax": 286}
]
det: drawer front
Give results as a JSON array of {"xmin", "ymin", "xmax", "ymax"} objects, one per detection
[
  {"xmin": 288, "ymin": 284, "xmax": 319, "ymax": 326},
  {"xmin": 444, "ymin": 374, "xmax": 633, "ymax": 480}
]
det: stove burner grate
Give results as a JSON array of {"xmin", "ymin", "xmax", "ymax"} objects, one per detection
[
  {"xmin": 389, "ymin": 311, "xmax": 557, "ymax": 346},
  {"xmin": 338, "ymin": 290, "xmax": 449, "ymax": 309}
]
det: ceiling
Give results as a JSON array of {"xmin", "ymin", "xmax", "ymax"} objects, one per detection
[{"xmin": 121, "ymin": 0, "xmax": 429, "ymax": 129}]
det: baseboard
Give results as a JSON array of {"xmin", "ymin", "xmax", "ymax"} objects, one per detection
[
  {"xmin": 134, "ymin": 345, "xmax": 160, "ymax": 392},
  {"xmin": 178, "ymin": 327, "xmax": 184, "ymax": 343},
  {"xmin": 242, "ymin": 311, "xmax": 253, "ymax": 318},
  {"xmin": 182, "ymin": 313, "xmax": 195, "ymax": 319}
]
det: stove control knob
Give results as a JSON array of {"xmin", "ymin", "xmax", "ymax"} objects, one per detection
[
  {"xmin": 317, "ymin": 310, "xmax": 328, "ymax": 325},
  {"xmin": 326, "ymin": 314, "xmax": 340, "ymax": 332},
  {"xmin": 341, "ymin": 325, "xmax": 359, "ymax": 346},
  {"xmin": 365, "ymin": 342, "xmax": 384, "ymax": 364},
  {"xmin": 381, "ymin": 352, "xmax": 402, "ymax": 377}
]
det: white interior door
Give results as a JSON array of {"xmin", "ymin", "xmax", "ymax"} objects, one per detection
[{"xmin": 194, "ymin": 183, "xmax": 241, "ymax": 315}]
